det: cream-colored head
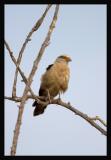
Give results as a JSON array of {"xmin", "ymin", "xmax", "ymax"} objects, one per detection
[{"xmin": 56, "ymin": 55, "xmax": 72, "ymax": 63}]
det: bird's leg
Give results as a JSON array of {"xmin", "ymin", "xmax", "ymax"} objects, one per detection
[
  {"xmin": 58, "ymin": 92, "xmax": 61, "ymax": 100},
  {"xmin": 47, "ymin": 89, "xmax": 51, "ymax": 103}
]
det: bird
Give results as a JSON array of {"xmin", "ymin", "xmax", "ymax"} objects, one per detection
[{"xmin": 32, "ymin": 54, "xmax": 72, "ymax": 116}]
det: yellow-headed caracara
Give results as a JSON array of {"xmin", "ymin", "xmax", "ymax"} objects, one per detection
[{"xmin": 32, "ymin": 55, "xmax": 71, "ymax": 116}]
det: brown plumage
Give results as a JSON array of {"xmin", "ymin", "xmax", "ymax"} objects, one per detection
[{"xmin": 32, "ymin": 55, "xmax": 71, "ymax": 116}]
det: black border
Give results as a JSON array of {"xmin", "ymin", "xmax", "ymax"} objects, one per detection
[
  {"xmin": 107, "ymin": 4, "xmax": 111, "ymax": 158},
  {"xmin": 0, "ymin": 2, "xmax": 4, "ymax": 157},
  {"xmin": 1, "ymin": 0, "xmax": 111, "ymax": 5},
  {"xmin": 1, "ymin": 1, "xmax": 110, "ymax": 159}
]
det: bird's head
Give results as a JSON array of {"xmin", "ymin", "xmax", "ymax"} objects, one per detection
[{"xmin": 56, "ymin": 55, "xmax": 72, "ymax": 63}]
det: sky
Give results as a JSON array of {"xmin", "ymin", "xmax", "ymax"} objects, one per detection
[{"xmin": 5, "ymin": 4, "xmax": 106, "ymax": 156}]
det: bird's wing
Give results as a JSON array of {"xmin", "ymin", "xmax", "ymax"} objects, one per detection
[
  {"xmin": 46, "ymin": 64, "xmax": 53, "ymax": 70},
  {"xmin": 38, "ymin": 64, "xmax": 54, "ymax": 97}
]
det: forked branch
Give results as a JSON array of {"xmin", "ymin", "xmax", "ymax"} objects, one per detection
[{"xmin": 5, "ymin": 5, "xmax": 59, "ymax": 156}]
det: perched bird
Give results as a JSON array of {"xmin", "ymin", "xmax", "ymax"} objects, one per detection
[{"xmin": 32, "ymin": 55, "xmax": 71, "ymax": 116}]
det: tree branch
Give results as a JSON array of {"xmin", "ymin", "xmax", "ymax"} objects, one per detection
[
  {"xmin": 5, "ymin": 95, "xmax": 107, "ymax": 136},
  {"xmin": 5, "ymin": 95, "xmax": 45, "ymax": 102},
  {"xmin": 12, "ymin": 5, "xmax": 52, "ymax": 98},
  {"xmin": 51, "ymin": 99, "xmax": 107, "ymax": 136}
]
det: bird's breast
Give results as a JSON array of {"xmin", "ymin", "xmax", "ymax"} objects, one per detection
[
  {"xmin": 54, "ymin": 63, "xmax": 70, "ymax": 93},
  {"xmin": 59, "ymin": 70, "xmax": 69, "ymax": 93},
  {"xmin": 41, "ymin": 61, "xmax": 70, "ymax": 96}
]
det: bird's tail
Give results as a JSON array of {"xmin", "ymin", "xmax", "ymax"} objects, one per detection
[{"xmin": 32, "ymin": 101, "xmax": 47, "ymax": 116}]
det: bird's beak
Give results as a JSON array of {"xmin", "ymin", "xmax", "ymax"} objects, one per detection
[{"xmin": 66, "ymin": 56, "xmax": 72, "ymax": 62}]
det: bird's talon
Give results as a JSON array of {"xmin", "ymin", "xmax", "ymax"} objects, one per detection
[{"xmin": 47, "ymin": 89, "xmax": 52, "ymax": 104}]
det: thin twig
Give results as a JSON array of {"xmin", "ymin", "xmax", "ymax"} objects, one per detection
[
  {"xmin": 90, "ymin": 116, "xmax": 107, "ymax": 127},
  {"xmin": 5, "ymin": 96, "xmax": 22, "ymax": 102},
  {"xmin": 8, "ymin": 5, "xmax": 59, "ymax": 156},
  {"xmin": 5, "ymin": 95, "xmax": 107, "ymax": 136},
  {"xmin": 12, "ymin": 5, "xmax": 52, "ymax": 97}
]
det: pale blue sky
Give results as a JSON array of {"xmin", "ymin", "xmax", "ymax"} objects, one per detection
[{"xmin": 5, "ymin": 5, "xmax": 106, "ymax": 155}]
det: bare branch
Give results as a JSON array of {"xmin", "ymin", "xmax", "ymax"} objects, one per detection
[
  {"xmin": 12, "ymin": 5, "xmax": 52, "ymax": 97},
  {"xmin": 9, "ymin": 5, "xmax": 59, "ymax": 155},
  {"xmin": 5, "ymin": 96, "xmax": 22, "ymax": 102},
  {"xmin": 5, "ymin": 95, "xmax": 107, "ymax": 136},
  {"xmin": 51, "ymin": 99, "xmax": 107, "ymax": 136}
]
